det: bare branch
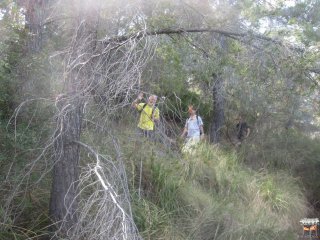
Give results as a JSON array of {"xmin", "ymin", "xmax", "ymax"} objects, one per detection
[{"xmin": 100, "ymin": 27, "xmax": 304, "ymax": 53}]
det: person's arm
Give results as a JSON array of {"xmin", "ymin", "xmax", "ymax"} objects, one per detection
[
  {"xmin": 132, "ymin": 92, "xmax": 143, "ymax": 109},
  {"xmin": 198, "ymin": 116, "xmax": 204, "ymax": 136},
  {"xmin": 245, "ymin": 127, "xmax": 251, "ymax": 138},
  {"xmin": 153, "ymin": 108, "xmax": 160, "ymax": 122},
  {"xmin": 181, "ymin": 127, "xmax": 188, "ymax": 138},
  {"xmin": 200, "ymin": 125, "xmax": 204, "ymax": 135},
  {"xmin": 181, "ymin": 120, "xmax": 188, "ymax": 138}
]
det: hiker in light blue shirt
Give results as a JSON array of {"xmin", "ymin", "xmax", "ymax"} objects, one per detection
[{"xmin": 181, "ymin": 105, "xmax": 204, "ymax": 143}]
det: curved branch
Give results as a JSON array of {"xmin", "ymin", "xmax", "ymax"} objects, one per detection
[{"xmin": 100, "ymin": 27, "xmax": 304, "ymax": 52}]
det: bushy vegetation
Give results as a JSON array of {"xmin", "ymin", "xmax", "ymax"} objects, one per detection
[
  {"xmin": 123, "ymin": 135, "xmax": 309, "ymax": 239},
  {"xmin": 240, "ymin": 128, "xmax": 320, "ymax": 212}
]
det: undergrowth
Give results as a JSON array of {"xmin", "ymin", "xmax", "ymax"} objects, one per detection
[{"xmin": 125, "ymin": 138, "xmax": 309, "ymax": 240}]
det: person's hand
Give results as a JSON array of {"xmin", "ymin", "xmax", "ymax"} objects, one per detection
[{"xmin": 137, "ymin": 92, "xmax": 144, "ymax": 100}]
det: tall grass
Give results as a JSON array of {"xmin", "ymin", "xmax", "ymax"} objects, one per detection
[
  {"xmin": 125, "ymin": 139, "xmax": 309, "ymax": 240},
  {"xmin": 0, "ymin": 117, "xmax": 311, "ymax": 239},
  {"xmin": 241, "ymin": 129, "xmax": 320, "ymax": 212},
  {"xmin": 0, "ymin": 121, "xmax": 52, "ymax": 239}
]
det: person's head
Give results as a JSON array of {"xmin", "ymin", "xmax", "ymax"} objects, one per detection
[
  {"xmin": 236, "ymin": 114, "xmax": 243, "ymax": 123},
  {"xmin": 188, "ymin": 105, "xmax": 197, "ymax": 116},
  {"xmin": 147, "ymin": 95, "xmax": 157, "ymax": 106}
]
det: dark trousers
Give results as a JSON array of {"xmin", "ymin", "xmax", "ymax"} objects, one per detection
[{"xmin": 138, "ymin": 128, "xmax": 155, "ymax": 140}]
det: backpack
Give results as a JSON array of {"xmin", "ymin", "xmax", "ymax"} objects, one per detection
[{"xmin": 196, "ymin": 115, "xmax": 200, "ymax": 128}]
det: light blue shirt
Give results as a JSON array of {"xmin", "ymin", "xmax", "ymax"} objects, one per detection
[{"xmin": 185, "ymin": 115, "xmax": 203, "ymax": 138}]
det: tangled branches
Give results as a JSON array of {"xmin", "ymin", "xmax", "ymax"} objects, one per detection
[
  {"xmin": 52, "ymin": 140, "xmax": 141, "ymax": 240},
  {"xmin": 1, "ymin": 1, "xmax": 155, "ymax": 239},
  {"xmin": 50, "ymin": 2, "xmax": 155, "ymax": 238}
]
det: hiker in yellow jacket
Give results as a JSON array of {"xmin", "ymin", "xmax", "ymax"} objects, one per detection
[{"xmin": 132, "ymin": 92, "xmax": 160, "ymax": 139}]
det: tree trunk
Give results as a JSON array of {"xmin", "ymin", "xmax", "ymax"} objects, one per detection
[
  {"xmin": 22, "ymin": 0, "xmax": 51, "ymax": 52},
  {"xmin": 209, "ymin": 35, "xmax": 227, "ymax": 143},
  {"xmin": 49, "ymin": 96, "xmax": 83, "ymax": 233},
  {"xmin": 48, "ymin": 3, "xmax": 98, "ymax": 234},
  {"xmin": 210, "ymin": 73, "xmax": 225, "ymax": 143}
]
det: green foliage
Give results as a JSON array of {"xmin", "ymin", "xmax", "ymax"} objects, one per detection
[
  {"xmin": 148, "ymin": 161, "xmax": 181, "ymax": 212},
  {"xmin": 0, "ymin": 61, "xmax": 14, "ymax": 119},
  {"xmin": 0, "ymin": 119, "xmax": 52, "ymax": 221},
  {"xmin": 125, "ymin": 139, "xmax": 308, "ymax": 239},
  {"xmin": 241, "ymin": 129, "xmax": 320, "ymax": 169},
  {"xmin": 132, "ymin": 197, "xmax": 179, "ymax": 239},
  {"xmin": 148, "ymin": 1, "xmax": 179, "ymax": 30},
  {"xmin": 152, "ymin": 42, "xmax": 186, "ymax": 94},
  {"xmin": 0, "ymin": 21, "xmax": 53, "ymax": 234},
  {"xmin": 159, "ymin": 89, "xmax": 211, "ymax": 125},
  {"xmin": 0, "ymin": 25, "xmax": 21, "ymax": 119},
  {"xmin": 241, "ymin": 129, "xmax": 320, "ymax": 212}
]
